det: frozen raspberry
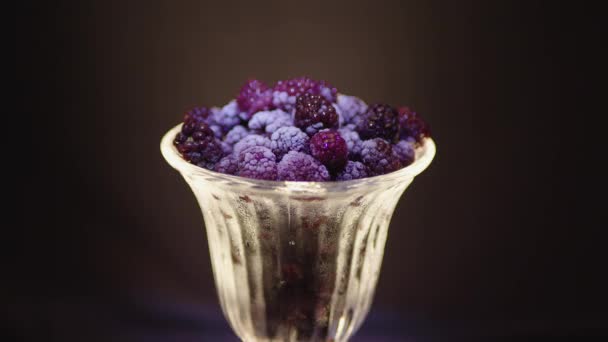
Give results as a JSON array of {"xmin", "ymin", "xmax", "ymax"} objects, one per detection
[
  {"xmin": 272, "ymin": 77, "xmax": 338, "ymax": 111},
  {"xmin": 270, "ymin": 126, "xmax": 309, "ymax": 160},
  {"xmin": 316, "ymin": 80, "xmax": 338, "ymax": 103},
  {"xmin": 209, "ymin": 125, "xmax": 223, "ymax": 139},
  {"xmin": 266, "ymin": 115, "xmax": 293, "ymax": 134},
  {"xmin": 294, "ymin": 93, "xmax": 339, "ymax": 136},
  {"xmin": 277, "ymin": 151, "xmax": 330, "ymax": 182},
  {"xmin": 335, "ymin": 161, "xmax": 369, "ymax": 181},
  {"xmin": 224, "ymin": 125, "xmax": 249, "ymax": 145},
  {"xmin": 203, "ymin": 108, "xmax": 223, "ymax": 137},
  {"xmin": 220, "ymin": 141, "xmax": 233, "ymax": 155},
  {"xmin": 310, "ymin": 131, "xmax": 348, "ymax": 173},
  {"xmin": 174, "ymin": 79, "xmax": 428, "ymax": 182},
  {"xmin": 392, "ymin": 140, "xmax": 415, "ymax": 167},
  {"xmin": 343, "ymin": 123, "xmax": 356, "ymax": 131},
  {"xmin": 214, "ymin": 154, "xmax": 239, "ymax": 175},
  {"xmin": 360, "ymin": 138, "xmax": 402, "ymax": 176},
  {"xmin": 237, "ymin": 146, "xmax": 278, "ymax": 180},
  {"xmin": 213, "ymin": 100, "xmax": 242, "ymax": 133},
  {"xmin": 337, "ymin": 94, "xmax": 368, "ymax": 124},
  {"xmin": 233, "ymin": 134, "xmax": 272, "ymax": 155},
  {"xmin": 338, "ymin": 127, "xmax": 363, "ymax": 159},
  {"xmin": 236, "ymin": 79, "xmax": 274, "ymax": 119},
  {"xmin": 248, "ymin": 109, "xmax": 292, "ymax": 134},
  {"xmin": 398, "ymin": 106, "xmax": 431, "ymax": 144},
  {"xmin": 354, "ymin": 103, "xmax": 400, "ymax": 143}
]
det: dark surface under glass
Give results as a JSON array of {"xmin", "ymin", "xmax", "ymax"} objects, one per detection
[{"xmin": 16, "ymin": 297, "xmax": 605, "ymax": 341}]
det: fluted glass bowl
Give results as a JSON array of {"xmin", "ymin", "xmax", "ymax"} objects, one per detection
[{"xmin": 161, "ymin": 124, "xmax": 436, "ymax": 341}]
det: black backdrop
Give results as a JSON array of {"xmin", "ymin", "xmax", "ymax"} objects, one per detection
[{"xmin": 15, "ymin": 0, "xmax": 605, "ymax": 340}]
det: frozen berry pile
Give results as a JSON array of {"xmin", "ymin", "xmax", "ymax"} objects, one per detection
[{"xmin": 173, "ymin": 77, "xmax": 430, "ymax": 181}]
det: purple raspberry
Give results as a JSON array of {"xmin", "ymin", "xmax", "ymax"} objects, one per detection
[
  {"xmin": 237, "ymin": 146, "xmax": 278, "ymax": 180},
  {"xmin": 248, "ymin": 109, "xmax": 292, "ymax": 134},
  {"xmin": 272, "ymin": 77, "xmax": 338, "ymax": 111},
  {"xmin": 392, "ymin": 140, "xmax": 415, "ymax": 167},
  {"xmin": 360, "ymin": 138, "xmax": 403, "ymax": 176},
  {"xmin": 213, "ymin": 100, "xmax": 242, "ymax": 133},
  {"xmin": 337, "ymin": 94, "xmax": 368, "ymax": 124},
  {"xmin": 277, "ymin": 151, "xmax": 331, "ymax": 182},
  {"xmin": 398, "ymin": 106, "xmax": 431, "ymax": 144},
  {"xmin": 224, "ymin": 125, "xmax": 249, "ymax": 145},
  {"xmin": 233, "ymin": 134, "xmax": 272, "ymax": 155},
  {"xmin": 236, "ymin": 79, "xmax": 274, "ymax": 119},
  {"xmin": 270, "ymin": 126, "xmax": 309, "ymax": 160},
  {"xmin": 294, "ymin": 93, "xmax": 339, "ymax": 136},
  {"xmin": 354, "ymin": 103, "xmax": 400, "ymax": 143},
  {"xmin": 338, "ymin": 127, "xmax": 363, "ymax": 159},
  {"xmin": 310, "ymin": 131, "xmax": 348, "ymax": 173},
  {"xmin": 335, "ymin": 161, "xmax": 369, "ymax": 181},
  {"xmin": 214, "ymin": 154, "xmax": 239, "ymax": 175}
]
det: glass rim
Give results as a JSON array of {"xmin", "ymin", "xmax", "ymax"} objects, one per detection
[{"xmin": 161, "ymin": 123, "xmax": 436, "ymax": 192}]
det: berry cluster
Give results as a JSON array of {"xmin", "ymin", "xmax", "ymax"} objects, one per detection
[{"xmin": 173, "ymin": 77, "xmax": 431, "ymax": 181}]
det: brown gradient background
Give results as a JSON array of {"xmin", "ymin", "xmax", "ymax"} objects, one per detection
[{"xmin": 16, "ymin": 0, "xmax": 605, "ymax": 340}]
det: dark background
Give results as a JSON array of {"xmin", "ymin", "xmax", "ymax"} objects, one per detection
[{"xmin": 16, "ymin": 0, "xmax": 605, "ymax": 340}]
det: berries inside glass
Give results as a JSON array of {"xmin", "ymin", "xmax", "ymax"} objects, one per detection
[
  {"xmin": 162, "ymin": 77, "xmax": 435, "ymax": 341},
  {"xmin": 173, "ymin": 77, "xmax": 430, "ymax": 181}
]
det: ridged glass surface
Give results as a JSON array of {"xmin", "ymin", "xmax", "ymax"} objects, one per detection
[{"xmin": 161, "ymin": 125, "xmax": 435, "ymax": 342}]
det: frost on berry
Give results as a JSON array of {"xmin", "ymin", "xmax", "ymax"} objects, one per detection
[
  {"xmin": 277, "ymin": 151, "xmax": 330, "ymax": 182},
  {"xmin": 237, "ymin": 146, "xmax": 278, "ymax": 180},
  {"xmin": 270, "ymin": 126, "xmax": 310, "ymax": 160}
]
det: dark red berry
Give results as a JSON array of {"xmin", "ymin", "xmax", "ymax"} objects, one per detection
[
  {"xmin": 360, "ymin": 138, "xmax": 403, "ymax": 176},
  {"xmin": 310, "ymin": 131, "xmax": 348, "ymax": 173},
  {"xmin": 398, "ymin": 106, "xmax": 431, "ymax": 144},
  {"xmin": 272, "ymin": 77, "xmax": 338, "ymax": 111},
  {"xmin": 173, "ymin": 132, "xmax": 188, "ymax": 146},
  {"xmin": 174, "ymin": 118, "xmax": 223, "ymax": 168},
  {"xmin": 194, "ymin": 138, "xmax": 223, "ymax": 164},
  {"xmin": 176, "ymin": 140, "xmax": 195, "ymax": 154},
  {"xmin": 355, "ymin": 103, "xmax": 400, "ymax": 143},
  {"xmin": 294, "ymin": 93, "xmax": 339, "ymax": 136},
  {"xmin": 181, "ymin": 120, "xmax": 196, "ymax": 135},
  {"xmin": 393, "ymin": 140, "xmax": 415, "ymax": 167},
  {"xmin": 183, "ymin": 106, "xmax": 212, "ymax": 123}
]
